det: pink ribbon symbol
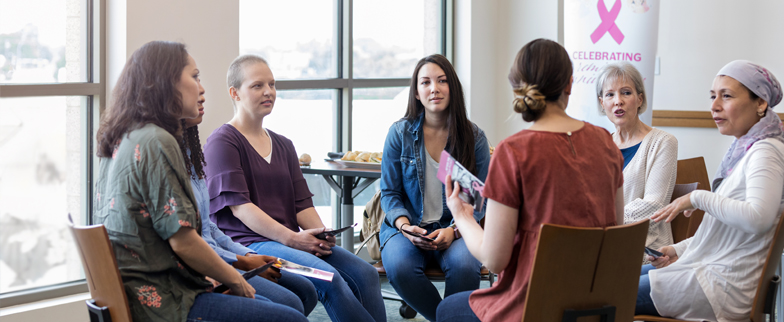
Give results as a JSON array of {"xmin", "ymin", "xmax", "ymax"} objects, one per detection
[{"xmin": 591, "ymin": 0, "xmax": 624, "ymax": 44}]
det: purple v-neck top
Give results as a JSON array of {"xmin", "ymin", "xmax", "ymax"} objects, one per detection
[{"xmin": 203, "ymin": 124, "xmax": 313, "ymax": 246}]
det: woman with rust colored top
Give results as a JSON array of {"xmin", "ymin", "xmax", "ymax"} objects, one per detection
[{"xmin": 436, "ymin": 38, "xmax": 625, "ymax": 322}]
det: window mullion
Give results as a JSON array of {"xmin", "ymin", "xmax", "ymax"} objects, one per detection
[{"xmin": 0, "ymin": 84, "xmax": 101, "ymax": 98}]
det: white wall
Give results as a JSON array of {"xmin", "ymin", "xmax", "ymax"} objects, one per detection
[
  {"xmin": 454, "ymin": 0, "xmax": 560, "ymax": 147},
  {"xmin": 461, "ymin": 0, "xmax": 784, "ymax": 179},
  {"xmin": 107, "ymin": 0, "xmax": 240, "ymax": 140},
  {"xmin": 653, "ymin": 0, "xmax": 784, "ymax": 175}
]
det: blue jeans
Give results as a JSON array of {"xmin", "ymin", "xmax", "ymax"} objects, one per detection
[
  {"xmin": 187, "ymin": 292, "xmax": 308, "ymax": 322},
  {"xmin": 636, "ymin": 264, "xmax": 661, "ymax": 316},
  {"xmin": 240, "ymin": 269, "xmax": 318, "ymax": 316},
  {"xmin": 382, "ymin": 233, "xmax": 481, "ymax": 321},
  {"xmin": 249, "ymin": 241, "xmax": 386, "ymax": 322},
  {"xmin": 435, "ymin": 290, "xmax": 480, "ymax": 322}
]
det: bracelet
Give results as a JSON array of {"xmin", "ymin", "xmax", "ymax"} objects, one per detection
[{"xmin": 399, "ymin": 223, "xmax": 411, "ymax": 231}]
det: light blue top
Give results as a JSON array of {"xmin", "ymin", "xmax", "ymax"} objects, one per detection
[
  {"xmin": 190, "ymin": 167, "xmax": 255, "ymax": 264},
  {"xmin": 379, "ymin": 113, "xmax": 490, "ymax": 250}
]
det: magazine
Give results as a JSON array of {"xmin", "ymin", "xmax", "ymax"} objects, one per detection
[
  {"xmin": 274, "ymin": 259, "xmax": 334, "ymax": 282},
  {"xmin": 436, "ymin": 150, "xmax": 485, "ymax": 212}
]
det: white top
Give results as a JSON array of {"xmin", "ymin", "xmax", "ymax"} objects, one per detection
[
  {"xmin": 421, "ymin": 147, "xmax": 442, "ymax": 225},
  {"xmin": 262, "ymin": 128, "xmax": 273, "ymax": 163},
  {"xmin": 618, "ymin": 128, "xmax": 678, "ymax": 252},
  {"xmin": 650, "ymin": 138, "xmax": 784, "ymax": 322}
]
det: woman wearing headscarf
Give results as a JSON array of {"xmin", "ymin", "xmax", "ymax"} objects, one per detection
[{"xmin": 637, "ymin": 60, "xmax": 784, "ymax": 322}]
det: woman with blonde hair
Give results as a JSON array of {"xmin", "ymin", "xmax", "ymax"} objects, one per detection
[
  {"xmin": 93, "ymin": 41, "xmax": 306, "ymax": 322},
  {"xmin": 596, "ymin": 62, "xmax": 678, "ymax": 256}
]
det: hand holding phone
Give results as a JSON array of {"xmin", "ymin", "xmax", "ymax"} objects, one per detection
[
  {"xmin": 401, "ymin": 228, "xmax": 435, "ymax": 241},
  {"xmin": 644, "ymin": 246, "xmax": 663, "ymax": 259},
  {"xmin": 213, "ymin": 260, "xmax": 276, "ymax": 293},
  {"xmin": 314, "ymin": 223, "xmax": 357, "ymax": 240}
]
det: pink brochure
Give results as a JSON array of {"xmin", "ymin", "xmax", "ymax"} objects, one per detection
[{"xmin": 436, "ymin": 150, "xmax": 485, "ymax": 212}]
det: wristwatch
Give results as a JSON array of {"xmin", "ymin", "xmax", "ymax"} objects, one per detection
[{"xmin": 450, "ymin": 223, "xmax": 461, "ymax": 239}]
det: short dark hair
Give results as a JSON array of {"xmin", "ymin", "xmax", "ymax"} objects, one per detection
[{"xmin": 508, "ymin": 39, "xmax": 573, "ymax": 122}]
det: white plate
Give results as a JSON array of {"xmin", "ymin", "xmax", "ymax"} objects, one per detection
[{"xmin": 329, "ymin": 159, "xmax": 382, "ymax": 170}]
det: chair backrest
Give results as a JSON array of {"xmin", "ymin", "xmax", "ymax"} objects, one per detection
[
  {"xmin": 521, "ymin": 220, "xmax": 649, "ymax": 322},
  {"xmin": 674, "ymin": 157, "xmax": 711, "ymax": 240},
  {"xmin": 750, "ymin": 210, "xmax": 784, "ymax": 322},
  {"xmin": 668, "ymin": 182, "xmax": 699, "ymax": 243},
  {"xmin": 69, "ymin": 223, "xmax": 132, "ymax": 322}
]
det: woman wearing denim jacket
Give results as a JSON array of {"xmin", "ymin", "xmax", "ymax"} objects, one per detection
[{"xmin": 380, "ymin": 54, "xmax": 491, "ymax": 321}]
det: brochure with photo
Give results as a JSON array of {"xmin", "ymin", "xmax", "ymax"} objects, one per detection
[
  {"xmin": 274, "ymin": 259, "xmax": 334, "ymax": 282},
  {"xmin": 436, "ymin": 150, "xmax": 485, "ymax": 212}
]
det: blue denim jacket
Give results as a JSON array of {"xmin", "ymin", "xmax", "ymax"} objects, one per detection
[{"xmin": 379, "ymin": 113, "xmax": 491, "ymax": 250}]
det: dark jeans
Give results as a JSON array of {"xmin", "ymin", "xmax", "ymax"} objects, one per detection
[
  {"xmin": 187, "ymin": 292, "xmax": 308, "ymax": 322},
  {"xmin": 636, "ymin": 264, "xmax": 661, "ymax": 316},
  {"xmin": 381, "ymin": 233, "xmax": 481, "ymax": 321},
  {"xmin": 435, "ymin": 290, "xmax": 480, "ymax": 322}
]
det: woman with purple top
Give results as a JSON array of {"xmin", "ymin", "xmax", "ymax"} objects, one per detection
[
  {"xmin": 182, "ymin": 82, "xmax": 317, "ymax": 316},
  {"xmin": 203, "ymin": 54, "xmax": 386, "ymax": 322}
]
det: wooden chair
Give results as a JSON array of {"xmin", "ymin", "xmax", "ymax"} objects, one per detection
[
  {"xmin": 668, "ymin": 157, "xmax": 712, "ymax": 243},
  {"xmin": 69, "ymin": 216, "xmax": 132, "ymax": 322},
  {"xmin": 668, "ymin": 183, "xmax": 699, "ymax": 243},
  {"xmin": 520, "ymin": 220, "xmax": 649, "ymax": 322},
  {"xmin": 635, "ymin": 209, "xmax": 784, "ymax": 322}
]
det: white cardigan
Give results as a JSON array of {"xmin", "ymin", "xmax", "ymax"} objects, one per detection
[
  {"xmin": 618, "ymin": 128, "xmax": 678, "ymax": 251},
  {"xmin": 650, "ymin": 138, "xmax": 784, "ymax": 322}
]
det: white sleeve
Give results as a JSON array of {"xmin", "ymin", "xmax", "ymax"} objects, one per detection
[
  {"xmin": 690, "ymin": 141, "xmax": 784, "ymax": 235},
  {"xmin": 624, "ymin": 133, "xmax": 678, "ymax": 224},
  {"xmin": 671, "ymin": 236, "xmax": 692, "ymax": 257}
]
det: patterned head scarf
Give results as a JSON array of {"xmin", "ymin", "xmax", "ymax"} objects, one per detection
[{"xmin": 712, "ymin": 60, "xmax": 784, "ymax": 191}]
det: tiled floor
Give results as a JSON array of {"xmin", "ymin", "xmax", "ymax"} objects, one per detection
[{"xmin": 306, "ymin": 277, "xmax": 492, "ymax": 322}]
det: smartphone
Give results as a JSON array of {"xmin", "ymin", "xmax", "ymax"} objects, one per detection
[
  {"xmin": 314, "ymin": 223, "xmax": 358, "ymax": 240},
  {"xmin": 213, "ymin": 260, "xmax": 275, "ymax": 293},
  {"xmin": 401, "ymin": 228, "xmax": 435, "ymax": 241},
  {"xmin": 644, "ymin": 247, "xmax": 663, "ymax": 259}
]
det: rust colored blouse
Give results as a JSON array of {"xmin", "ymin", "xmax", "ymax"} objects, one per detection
[{"xmin": 470, "ymin": 123, "xmax": 624, "ymax": 322}]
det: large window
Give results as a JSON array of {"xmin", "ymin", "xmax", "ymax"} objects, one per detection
[
  {"xmin": 0, "ymin": 0, "xmax": 102, "ymax": 306},
  {"xmin": 239, "ymin": 0, "xmax": 449, "ymax": 226}
]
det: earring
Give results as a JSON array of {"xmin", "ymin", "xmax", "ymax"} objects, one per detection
[{"xmin": 758, "ymin": 110, "xmax": 765, "ymax": 117}]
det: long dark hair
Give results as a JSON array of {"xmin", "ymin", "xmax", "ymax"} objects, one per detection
[
  {"xmin": 404, "ymin": 54, "xmax": 477, "ymax": 174},
  {"xmin": 180, "ymin": 120, "xmax": 206, "ymax": 179},
  {"xmin": 96, "ymin": 41, "xmax": 189, "ymax": 157}
]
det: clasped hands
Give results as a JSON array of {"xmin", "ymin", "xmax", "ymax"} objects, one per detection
[{"xmin": 285, "ymin": 227, "xmax": 337, "ymax": 257}]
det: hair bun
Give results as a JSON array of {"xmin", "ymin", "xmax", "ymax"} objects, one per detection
[{"xmin": 512, "ymin": 83, "xmax": 546, "ymax": 114}]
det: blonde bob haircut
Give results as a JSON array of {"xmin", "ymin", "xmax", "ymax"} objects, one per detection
[{"xmin": 595, "ymin": 63, "xmax": 647, "ymax": 115}]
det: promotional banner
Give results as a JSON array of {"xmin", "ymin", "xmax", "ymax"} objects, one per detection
[{"xmin": 564, "ymin": 0, "xmax": 660, "ymax": 131}]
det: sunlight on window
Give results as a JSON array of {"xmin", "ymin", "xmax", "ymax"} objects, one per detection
[
  {"xmin": 0, "ymin": 96, "xmax": 85, "ymax": 294},
  {"xmin": 0, "ymin": 0, "xmax": 88, "ymax": 84},
  {"xmin": 239, "ymin": 0, "xmax": 337, "ymax": 80}
]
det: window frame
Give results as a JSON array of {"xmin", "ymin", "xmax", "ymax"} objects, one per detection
[
  {"xmin": 272, "ymin": 0, "xmax": 451, "ymax": 153},
  {"xmin": 0, "ymin": 0, "xmax": 104, "ymax": 307},
  {"xmin": 270, "ymin": 0, "xmax": 451, "ymax": 231}
]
